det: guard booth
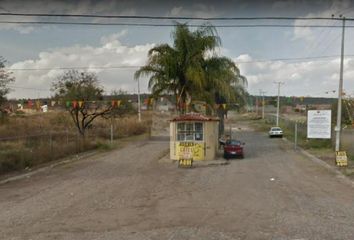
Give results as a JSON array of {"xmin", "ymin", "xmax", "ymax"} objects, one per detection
[{"xmin": 170, "ymin": 113, "xmax": 219, "ymax": 161}]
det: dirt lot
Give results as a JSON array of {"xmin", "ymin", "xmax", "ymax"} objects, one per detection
[{"xmin": 1, "ymin": 119, "xmax": 354, "ymax": 240}]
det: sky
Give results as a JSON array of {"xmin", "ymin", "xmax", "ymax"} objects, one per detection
[{"xmin": 1, "ymin": 0, "xmax": 354, "ymax": 99}]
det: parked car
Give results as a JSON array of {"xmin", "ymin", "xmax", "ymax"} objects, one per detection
[
  {"xmin": 223, "ymin": 139, "xmax": 245, "ymax": 159},
  {"xmin": 269, "ymin": 127, "xmax": 283, "ymax": 138}
]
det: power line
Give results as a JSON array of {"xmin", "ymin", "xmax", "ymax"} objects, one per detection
[
  {"xmin": 1, "ymin": 12, "xmax": 353, "ymax": 21},
  {"xmin": 304, "ymin": 20, "xmax": 338, "ymax": 58},
  {"xmin": 3, "ymin": 20, "xmax": 354, "ymax": 28},
  {"xmin": 317, "ymin": 32, "xmax": 342, "ymax": 56},
  {"xmin": 5, "ymin": 54, "xmax": 354, "ymax": 71},
  {"xmin": 8, "ymin": 85, "xmax": 50, "ymax": 91},
  {"xmin": 235, "ymin": 54, "xmax": 354, "ymax": 64},
  {"xmin": 7, "ymin": 65, "xmax": 140, "ymax": 71}
]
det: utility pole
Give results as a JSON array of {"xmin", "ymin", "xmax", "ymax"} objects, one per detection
[
  {"xmin": 335, "ymin": 15, "xmax": 346, "ymax": 152},
  {"xmin": 274, "ymin": 82, "xmax": 284, "ymax": 126},
  {"xmin": 137, "ymin": 78, "xmax": 141, "ymax": 122},
  {"xmin": 260, "ymin": 90, "xmax": 266, "ymax": 119}
]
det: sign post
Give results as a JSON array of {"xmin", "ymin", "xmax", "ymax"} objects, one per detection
[
  {"xmin": 335, "ymin": 151, "xmax": 348, "ymax": 166},
  {"xmin": 307, "ymin": 110, "xmax": 331, "ymax": 139},
  {"xmin": 177, "ymin": 142, "xmax": 196, "ymax": 168}
]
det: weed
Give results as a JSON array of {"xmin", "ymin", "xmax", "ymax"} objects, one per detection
[{"xmin": 0, "ymin": 111, "xmax": 151, "ymax": 175}]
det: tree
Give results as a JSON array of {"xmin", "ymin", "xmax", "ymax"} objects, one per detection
[
  {"xmin": 0, "ymin": 56, "xmax": 15, "ymax": 108},
  {"xmin": 110, "ymin": 88, "xmax": 135, "ymax": 116},
  {"xmin": 51, "ymin": 70, "xmax": 112, "ymax": 136},
  {"xmin": 135, "ymin": 23, "xmax": 247, "ymax": 113}
]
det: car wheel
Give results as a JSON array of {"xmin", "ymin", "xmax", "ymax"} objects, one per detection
[{"xmin": 224, "ymin": 153, "xmax": 229, "ymax": 160}]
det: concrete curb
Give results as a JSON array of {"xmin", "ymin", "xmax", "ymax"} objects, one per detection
[{"xmin": 282, "ymin": 137, "xmax": 354, "ymax": 188}]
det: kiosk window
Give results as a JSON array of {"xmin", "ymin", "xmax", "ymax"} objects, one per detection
[{"xmin": 177, "ymin": 122, "xmax": 203, "ymax": 141}]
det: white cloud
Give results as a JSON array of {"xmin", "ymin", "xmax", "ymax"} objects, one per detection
[
  {"xmin": 8, "ymin": 31, "xmax": 155, "ymax": 98},
  {"xmin": 100, "ymin": 30, "xmax": 128, "ymax": 44},
  {"xmin": 168, "ymin": 4, "xmax": 219, "ymax": 18},
  {"xmin": 292, "ymin": 1, "xmax": 353, "ymax": 44},
  {"xmin": 234, "ymin": 54, "xmax": 354, "ymax": 98}
]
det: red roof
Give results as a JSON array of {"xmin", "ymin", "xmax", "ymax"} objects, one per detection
[{"xmin": 171, "ymin": 113, "xmax": 219, "ymax": 122}]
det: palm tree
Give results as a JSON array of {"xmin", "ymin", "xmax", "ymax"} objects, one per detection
[{"xmin": 135, "ymin": 23, "xmax": 247, "ymax": 113}]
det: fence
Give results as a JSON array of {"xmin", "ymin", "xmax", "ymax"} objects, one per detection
[
  {"xmin": 0, "ymin": 124, "xmax": 147, "ymax": 174},
  {"xmin": 265, "ymin": 114, "xmax": 354, "ymax": 158}
]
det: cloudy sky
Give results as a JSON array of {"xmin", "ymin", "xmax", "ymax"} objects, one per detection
[{"xmin": 1, "ymin": 0, "xmax": 354, "ymax": 99}]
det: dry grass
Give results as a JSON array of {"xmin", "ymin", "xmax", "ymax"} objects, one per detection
[{"xmin": 0, "ymin": 110, "xmax": 152, "ymax": 175}]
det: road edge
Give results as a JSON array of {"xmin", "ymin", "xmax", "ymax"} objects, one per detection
[
  {"xmin": 283, "ymin": 137, "xmax": 354, "ymax": 188},
  {"xmin": 0, "ymin": 134, "xmax": 151, "ymax": 185},
  {"xmin": 0, "ymin": 150, "xmax": 98, "ymax": 185}
]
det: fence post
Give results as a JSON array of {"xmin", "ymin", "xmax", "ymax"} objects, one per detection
[
  {"xmin": 110, "ymin": 116, "xmax": 114, "ymax": 145},
  {"xmin": 110, "ymin": 124, "xmax": 113, "ymax": 145},
  {"xmin": 49, "ymin": 131, "xmax": 53, "ymax": 159},
  {"xmin": 66, "ymin": 128, "xmax": 69, "ymax": 145},
  {"xmin": 294, "ymin": 121, "xmax": 298, "ymax": 150},
  {"xmin": 77, "ymin": 132, "xmax": 80, "ymax": 154}
]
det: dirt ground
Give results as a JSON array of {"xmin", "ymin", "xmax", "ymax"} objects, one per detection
[{"xmin": 1, "ymin": 117, "xmax": 354, "ymax": 240}]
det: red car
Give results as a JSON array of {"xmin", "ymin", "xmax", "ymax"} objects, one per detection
[{"xmin": 223, "ymin": 140, "xmax": 245, "ymax": 159}]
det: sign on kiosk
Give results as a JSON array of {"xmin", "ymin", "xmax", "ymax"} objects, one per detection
[{"xmin": 307, "ymin": 110, "xmax": 331, "ymax": 139}]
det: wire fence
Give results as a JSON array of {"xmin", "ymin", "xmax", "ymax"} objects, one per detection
[
  {"xmin": 0, "ymin": 125, "xmax": 146, "ymax": 174},
  {"xmin": 265, "ymin": 114, "xmax": 354, "ymax": 158}
]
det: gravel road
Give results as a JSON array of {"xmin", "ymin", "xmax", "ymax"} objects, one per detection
[{"xmin": 1, "ymin": 123, "xmax": 354, "ymax": 240}]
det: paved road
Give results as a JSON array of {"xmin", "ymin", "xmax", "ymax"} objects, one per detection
[{"xmin": 1, "ymin": 124, "xmax": 354, "ymax": 240}]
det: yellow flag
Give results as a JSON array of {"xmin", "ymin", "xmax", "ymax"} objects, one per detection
[{"xmin": 117, "ymin": 100, "xmax": 121, "ymax": 106}]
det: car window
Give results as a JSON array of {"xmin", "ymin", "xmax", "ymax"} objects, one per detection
[{"xmin": 226, "ymin": 140, "xmax": 241, "ymax": 145}]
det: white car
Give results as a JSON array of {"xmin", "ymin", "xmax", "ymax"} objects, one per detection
[{"xmin": 269, "ymin": 127, "xmax": 283, "ymax": 138}]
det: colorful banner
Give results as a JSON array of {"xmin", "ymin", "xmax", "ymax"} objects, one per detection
[
  {"xmin": 72, "ymin": 100, "xmax": 78, "ymax": 109},
  {"xmin": 22, "ymin": 99, "xmax": 128, "ymax": 109}
]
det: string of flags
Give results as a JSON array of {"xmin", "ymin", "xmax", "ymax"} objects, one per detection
[
  {"xmin": 18, "ymin": 96, "xmax": 312, "ymax": 111},
  {"xmin": 23, "ymin": 95, "xmax": 324, "ymax": 111},
  {"xmin": 17, "ymin": 98, "xmax": 158, "ymax": 109}
]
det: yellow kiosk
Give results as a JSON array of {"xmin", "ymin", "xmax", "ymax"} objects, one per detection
[{"xmin": 170, "ymin": 113, "xmax": 219, "ymax": 161}]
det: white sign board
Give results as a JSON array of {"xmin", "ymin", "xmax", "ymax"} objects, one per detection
[{"xmin": 307, "ymin": 110, "xmax": 331, "ymax": 139}]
